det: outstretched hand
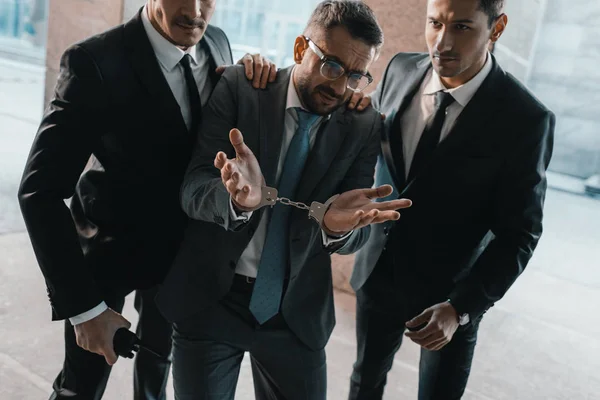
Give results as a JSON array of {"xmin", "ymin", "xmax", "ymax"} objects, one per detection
[
  {"xmin": 322, "ymin": 185, "xmax": 412, "ymax": 235},
  {"xmin": 214, "ymin": 129, "xmax": 265, "ymax": 212}
]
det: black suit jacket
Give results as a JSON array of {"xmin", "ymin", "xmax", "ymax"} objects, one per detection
[
  {"xmin": 156, "ymin": 65, "xmax": 381, "ymax": 350},
  {"xmin": 351, "ymin": 52, "xmax": 555, "ymax": 322},
  {"xmin": 17, "ymin": 9, "xmax": 233, "ymax": 321}
]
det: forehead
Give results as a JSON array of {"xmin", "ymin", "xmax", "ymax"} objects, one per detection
[
  {"xmin": 427, "ymin": 0, "xmax": 486, "ymax": 22},
  {"xmin": 311, "ymin": 26, "xmax": 376, "ymax": 73}
]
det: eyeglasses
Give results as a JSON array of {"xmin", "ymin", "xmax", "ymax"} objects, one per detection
[{"xmin": 304, "ymin": 36, "xmax": 373, "ymax": 93}]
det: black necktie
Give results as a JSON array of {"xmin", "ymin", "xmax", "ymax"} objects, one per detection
[
  {"xmin": 180, "ymin": 54, "xmax": 202, "ymax": 134},
  {"xmin": 408, "ymin": 91, "xmax": 455, "ymax": 181}
]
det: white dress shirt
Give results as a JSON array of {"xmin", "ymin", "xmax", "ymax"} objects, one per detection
[
  {"xmin": 400, "ymin": 53, "xmax": 493, "ymax": 177},
  {"xmin": 70, "ymin": 6, "xmax": 214, "ymax": 325},
  {"xmin": 233, "ymin": 68, "xmax": 349, "ymax": 278}
]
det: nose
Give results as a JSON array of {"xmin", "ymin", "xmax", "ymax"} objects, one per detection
[
  {"xmin": 181, "ymin": 0, "xmax": 202, "ymax": 20},
  {"xmin": 435, "ymin": 27, "xmax": 454, "ymax": 53},
  {"xmin": 330, "ymin": 75, "xmax": 348, "ymax": 97}
]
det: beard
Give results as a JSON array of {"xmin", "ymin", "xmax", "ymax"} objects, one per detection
[{"xmin": 296, "ymin": 75, "xmax": 347, "ymax": 116}]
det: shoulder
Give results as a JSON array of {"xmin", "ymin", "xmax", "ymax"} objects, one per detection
[
  {"xmin": 337, "ymin": 105, "xmax": 382, "ymax": 135},
  {"xmin": 205, "ymin": 24, "xmax": 228, "ymax": 42},
  {"xmin": 499, "ymin": 70, "xmax": 554, "ymax": 122},
  {"xmin": 385, "ymin": 52, "xmax": 428, "ymax": 73},
  {"xmin": 70, "ymin": 23, "xmax": 126, "ymax": 58}
]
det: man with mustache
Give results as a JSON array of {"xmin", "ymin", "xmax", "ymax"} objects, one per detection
[
  {"xmin": 18, "ymin": 1, "xmax": 278, "ymax": 399},
  {"xmin": 348, "ymin": 0, "xmax": 555, "ymax": 399},
  {"xmin": 155, "ymin": 1, "xmax": 411, "ymax": 398}
]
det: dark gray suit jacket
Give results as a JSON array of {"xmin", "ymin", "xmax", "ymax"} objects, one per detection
[
  {"xmin": 351, "ymin": 53, "xmax": 555, "ymax": 322},
  {"xmin": 156, "ymin": 65, "xmax": 382, "ymax": 350},
  {"xmin": 18, "ymin": 8, "xmax": 233, "ymax": 320}
]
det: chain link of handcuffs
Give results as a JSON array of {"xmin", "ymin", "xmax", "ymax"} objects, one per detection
[{"xmin": 258, "ymin": 186, "xmax": 339, "ymax": 228}]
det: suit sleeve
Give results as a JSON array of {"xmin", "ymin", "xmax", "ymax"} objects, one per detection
[
  {"xmin": 448, "ymin": 111, "xmax": 555, "ymax": 322},
  {"xmin": 327, "ymin": 114, "xmax": 383, "ymax": 255},
  {"xmin": 17, "ymin": 44, "xmax": 106, "ymax": 320},
  {"xmin": 180, "ymin": 66, "xmax": 244, "ymax": 231}
]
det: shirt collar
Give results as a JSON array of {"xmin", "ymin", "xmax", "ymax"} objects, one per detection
[
  {"xmin": 141, "ymin": 5, "xmax": 197, "ymax": 71},
  {"xmin": 285, "ymin": 67, "xmax": 332, "ymax": 121},
  {"xmin": 423, "ymin": 52, "xmax": 493, "ymax": 107}
]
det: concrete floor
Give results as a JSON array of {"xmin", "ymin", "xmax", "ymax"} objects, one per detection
[{"xmin": 1, "ymin": 57, "xmax": 600, "ymax": 399}]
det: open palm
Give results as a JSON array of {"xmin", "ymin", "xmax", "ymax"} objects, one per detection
[
  {"xmin": 214, "ymin": 129, "xmax": 264, "ymax": 211},
  {"xmin": 323, "ymin": 185, "xmax": 412, "ymax": 235}
]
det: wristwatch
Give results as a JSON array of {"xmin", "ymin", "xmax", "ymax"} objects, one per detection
[{"xmin": 447, "ymin": 299, "xmax": 470, "ymax": 326}]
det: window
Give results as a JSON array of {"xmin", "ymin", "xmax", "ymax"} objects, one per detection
[{"xmin": 212, "ymin": 0, "xmax": 322, "ymax": 67}]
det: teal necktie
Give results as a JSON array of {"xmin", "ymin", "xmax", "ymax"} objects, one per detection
[{"xmin": 249, "ymin": 108, "xmax": 320, "ymax": 324}]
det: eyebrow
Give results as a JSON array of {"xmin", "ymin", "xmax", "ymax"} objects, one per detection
[{"xmin": 428, "ymin": 17, "xmax": 475, "ymax": 24}]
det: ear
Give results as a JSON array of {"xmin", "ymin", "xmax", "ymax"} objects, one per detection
[
  {"xmin": 293, "ymin": 36, "xmax": 309, "ymax": 65},
  {"xmin": 490, "ymin": 13, "xmax": 508, "ymax": 43}
]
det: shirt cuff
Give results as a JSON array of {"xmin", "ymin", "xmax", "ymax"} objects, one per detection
[
  {"xmin": 69, "ymin": 301, "xmax": 108, "ymax": 325},
  {"xmin": 321, "ymin": 229, "xmax": 353, "ymax": 246},
  {"xmin": 229, "ymin": 197, "xmax": 253, "ymax": 222}
]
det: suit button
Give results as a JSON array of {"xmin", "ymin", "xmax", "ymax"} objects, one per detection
[
  {"xmin": 229, "ymin": 261, "xmax": 236, "ymax": 270},
  {"xmin": 383, "ymin": 227, "xmax": 389, "ymax": 235},
  {"xmin": 214, "ymin": 216, "xmax": 225, "ymax": 224}
]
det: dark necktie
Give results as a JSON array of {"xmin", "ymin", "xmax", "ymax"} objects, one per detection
[
  {"xmin": 249, "ymin": 109, "xmax": 320, "ymax": 324},
  {"xmin": 407, "ymin": 91, "xmax": 455, "ymax": 181},
  {"xmin": 180, "ymin": 53, "xmax": 202, "ymax": 134}
]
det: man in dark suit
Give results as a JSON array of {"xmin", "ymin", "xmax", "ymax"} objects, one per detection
[
  {"xmin": 348, "ymin": 0, "xmax": 555, "ymax": 399},
  {"xmin": 155, "ymin": 1, "xmax": 412, "ymax": 398},
  {"xmin": 17, "ymin": 1, "xmax": 276, "ymax": 399}
]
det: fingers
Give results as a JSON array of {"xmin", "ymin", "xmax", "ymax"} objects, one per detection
[
  {"xmin": 215, "ymin": 65, "xmax": 226, "ymax": 75},
  {"xmin": 103, "ymin": 344, "xmax": 119, "ymax": 365},
  {"xmin": 259, "ymin": 60, "xmax": 271, "ymax": 89},
  {"xmin": 241, "ymin": 53, "xmax": 254, "ymax": 81},
  {"xmin": 229, "ymin": 129, "xmax": 252, "ymax": 157},
  {"xmin": 369, "ymin": 210, "xmax": 401, "ymax": 224},
  {"xmin": 347, "ymin": 92, "xmax": 362, "ymax": 110},
  {"xmin": 214, "ymin": 151, "xmax": 227, "ymax": 170},
  {"xmin": 372, "ymin": 198, "xmax": 413, "ymax": 212},
  {"xmin": 357, "ymin": 94, "xmax": 372, "ymax": 111},
  {"xmin": 252, "ymin": 54, "xmax": 263, "ymax": 88},
  {"xmin": 406, "ymin": 309, "xmax": 432, "ymax": 330},
  {"xmin": 427, "ymin": 337, "xmax": 450, "ymax": 351},
  {"xmin": 364, "ymin": 184, "xmax": 394, "ymax": 199},
  {"xmin": 355, "ymin": 209, "xmax": 380, "ymax": 227},
  {"xmin": 268, "ymin": 61, "xmax": 277, "ymax": 82}
]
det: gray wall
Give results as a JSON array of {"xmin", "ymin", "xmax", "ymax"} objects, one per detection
[
  {"xmin": 498, "ymin": 0, "xmax": 600, "ymax": 179},
  {"xmin": 528, "ymin": 0, "xmax": 600, "ymax": 178}
]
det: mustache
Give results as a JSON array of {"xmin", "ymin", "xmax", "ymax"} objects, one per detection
[
  {"xmin": 433, "ymin": 51, "xmax": 460, "ymax": 59},
  {"xmin": 174, "ymin": 16, "xmax": 206, "ymax": 29},
  {"xmin": 316, "ymin": 85, "xmax": 344, "ymax": 100}
]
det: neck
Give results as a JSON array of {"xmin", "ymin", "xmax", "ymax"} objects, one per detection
[{"xmin": 291, "ymin": 69, "xmax": 310, "ymax": 111}]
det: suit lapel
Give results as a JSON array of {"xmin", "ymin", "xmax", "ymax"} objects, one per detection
[
  {"xmin": 424, "ymin": 57, "xmax": 503, "ymax": 163},
  {"xmin": 258, "ymin": 66, "xmax": 291, "ymax": 187},
  {"xmin": 385, "ymin": 56, "xmax": 431, "ymax": 193},
  {"xmin": 123, "ymin": 9, "xmax": 188, "ymax": 136},
  {"xmin": 202, "ymin": 28, "xmax": 229, "ymax": 68},
  {"xmin": 296, "ymin": 110, "xmax": 349, "ymax": 203},
  {"xmin": 396, "ymin": 56, "xmax": 504, "ymax": 197}
]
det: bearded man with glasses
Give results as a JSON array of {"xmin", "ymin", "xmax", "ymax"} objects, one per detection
[{"xmin": 154, "ymin": 1, "xmax": 413, "ymax": 399}]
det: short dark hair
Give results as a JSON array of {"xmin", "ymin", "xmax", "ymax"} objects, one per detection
[
  {"xmin": 478, "ymin": 0, "xmax": 504, "ymax": 27},
  {"xmin": 304, "ymin": 0, "xmax": 383, "ymax": 49}
]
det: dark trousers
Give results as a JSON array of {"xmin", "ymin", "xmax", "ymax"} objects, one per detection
[
  {"xmin": 49, "ymin": 286, "xmax": 173, "ymax": 400},
  {"xmin": 171, "ymin": 275, "xmax": 327, "ymax": 400},
  {"xmin": 349, "ymin": 251, "xmax": 482, "ymax": 400}
]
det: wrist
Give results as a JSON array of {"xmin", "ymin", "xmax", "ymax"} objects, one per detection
[
  {"xmin": 446, "ymin": 299, "xmax": 470, "ymax": 326},
  {"xmin": 322, "ymin": 223, "xmax": 348, "ymax": 237},
  {"xmin": 231, "ymin": 197, "xmax": 256, "ymax": 213}
]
